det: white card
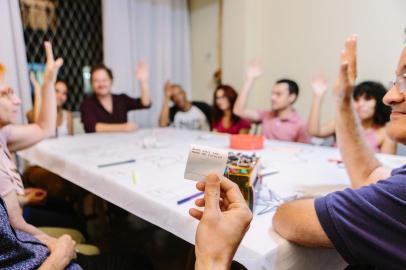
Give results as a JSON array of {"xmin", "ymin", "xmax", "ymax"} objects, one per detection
[{"xmin": 184, "ymin": 144, "xmax": 228, "ymax": 181}]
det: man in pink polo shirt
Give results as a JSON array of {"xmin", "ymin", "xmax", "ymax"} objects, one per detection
[{"xmin": 234, "ymin": 61, "xmax": 310, "ymax": 143}]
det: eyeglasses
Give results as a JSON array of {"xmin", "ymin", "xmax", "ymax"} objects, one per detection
[
  {"xmin": 0, "ymin": 86, "xmax": 16, "ymax": 100},
  {"xmin": 389, "ymin": 73, "xmax": 406, "ymax": 93}
]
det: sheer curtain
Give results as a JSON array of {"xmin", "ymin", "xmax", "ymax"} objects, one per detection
[
  {"xmin": 0, "ymin": 0, "xmax": 31, "ymax": 123},
  {"xmin": 102, "ymin": 0, "xmax": 192, "ymax": 128}
]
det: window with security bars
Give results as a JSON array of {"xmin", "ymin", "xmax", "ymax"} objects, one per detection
[{"xmin": 20, "ymin": 0, "xmax": 103, "ymax": 111}]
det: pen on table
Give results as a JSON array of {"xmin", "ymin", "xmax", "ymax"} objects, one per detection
[
  {"xmin": 177, "ymin": 191, "xmax": 204, "ymax": 205},
  {"xmin": 259, "ymin": 171, "xmax": 279, "ymax": 177},
  {"xmin": 98, "ymin": 159, "xmax": 136, "ymax": 168}
]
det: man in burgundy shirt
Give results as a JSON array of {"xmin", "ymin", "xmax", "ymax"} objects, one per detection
[{"xmin": 80, "ymin": 62, "xmax": 151, "ymax": 133}]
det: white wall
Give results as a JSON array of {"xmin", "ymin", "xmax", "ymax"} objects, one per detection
[
  {"xmin": 191, "ymin": 0, "xmax": 406, "ymax": 122},
  {"xmin": 189, "ymin": 0, "xmax": 219, "ymax": 103}
]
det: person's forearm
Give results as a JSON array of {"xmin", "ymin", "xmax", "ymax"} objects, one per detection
[
  {"xmin": 36, "ymin": 80, "xmax": 57, "ymax": 137},
  {"xmin": 95, "ymin": 123, "xmax": 131, "ymax": 133},
  {"xmin": 33, "ymin": 85, "xmax": 42, "ymax": 123},
  {"xmin": 140, "ymin": 80, "xmax": 151, "ymax": 107},
  {"xmin": 38, "ymin": 253, "xmax": 69, "ymax": 270},
  {"xmin": 308, "ymin": 95, "xmax": 323, "ymax": 136},
  {"xmin": 335, "ymin": 97, "xmax": 381, "ymax": 188},
  {"xmin": 159, "ymin": 98, "xmax": 170, "ymax": 127},
  {"xmin": 195, "ymin": 256, "xmax": 231, "ymax": 270},
  {"xmin": 233, "ymin": 78, "xmax": 253, "ymax": 117}
]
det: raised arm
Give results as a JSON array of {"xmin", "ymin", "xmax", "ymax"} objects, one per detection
[
  {"xmin": 135, "ymin": 60, "xmax": 151, "ymax": 107},
  {"xmin": 159, "ymin": 81, "xmax": 173, "ymax": 127},
  {"xmin": 233, "ymin": 61, "xmax": 263, "ymax": 121},
  {"xmin": 28, "ymin": 72, "xmax": 42, "ymax": 123},
  {"xmin": 8, "ymin": 42, "xmax": 63, "ymax": 152},
  {"xmin": 334, "ymin": 35, "xmax": 390, "ymax": 188},
  {"xmin": 308, "ymin": 74, "xmax": 336, "ymax": 137}
]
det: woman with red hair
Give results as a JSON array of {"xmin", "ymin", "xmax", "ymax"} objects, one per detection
[{"xmin": 212, "ymin": 85, "xmax": 251, "ymax": 134}]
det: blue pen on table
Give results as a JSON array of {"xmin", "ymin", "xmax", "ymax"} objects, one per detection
[
  {"xmin": 98, "ymin": 159, "xmax": 136, "ymax": 168},
  {"xmin": 177, "ymin": 191, "xmax": 204, "ymax": 205}
]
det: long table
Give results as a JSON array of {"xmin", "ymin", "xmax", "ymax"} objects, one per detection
[{"xmin": 18, "ymin": 128, "xmax": 406, "ymax": 269}]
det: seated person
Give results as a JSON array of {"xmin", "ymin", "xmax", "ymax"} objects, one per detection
[
  {"xmin": 80, "ymin": 62, "xmax": 151, "ymax": 133},
  {"xmin": 234, "ymin": 61, "xmax": 310, "ymax": 143},
  {"xmin": 25, "ymin": 75, "xmax": 83, "ymax": 220},
  {"xmin": 159, "ymin": 81, "xmax": 211, "ymax": 130},
  {"xmin": 0, "ymin": 41, "xmax": 65, "ymax": 249},
  {"xmin": 27, "ymin": 75, "xmax": 73, "ymax": 136},
  {"xmin": 0, "ymin": 197, "xmax": 154, "ymax": 270},
  {"xmin": 212, "ymin": 85, "xmax": 251, "ymax": 134},
  {"xmin": 0, "ymin": 43, "xmax": 153, "ymax": 270},
  {"xmin": 308, "ymin": 75, "xmax": 396, "ymax": 154},
  {"xmin": 271, "ymin": 36, "xmax": 406, "ymax": 268}
]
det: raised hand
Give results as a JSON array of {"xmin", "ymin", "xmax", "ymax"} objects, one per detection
[
  {"xmin": 311, "ymin": 73, "xmax": 328, "ymax": 97},
  {"xmin": 190, "ymin": 174, "xmax": 252, "ymax": 269},
  {"xmin": 164, "ymin": 80, "xmax": 173, "ymax": 99},
  {"xmin": 246, "ymin": 60, "xmax": 263, "ymax": 80},
  {"xmin": 43, "ymin": 41, "xmax": 63, "ymax": 86},
  {"xmin": 29, "ymin": 72, "xmax": 41, "ymax": 90},
  {"xmin": 334, "ymin": 35, "xmax": 357, "ymax": 101},
  {"xmin": 135, "ymin": 60, "xmax": 149, "ymax": 82}
]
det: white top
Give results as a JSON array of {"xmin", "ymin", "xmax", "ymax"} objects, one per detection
[
  {"xmin": 172, "ymin": 105, "xmax": 210, "ymax": 131},
  {"xmin": 56, "ymin": 110, "xmax": 69, "ymax": 136},
  {"xmin": 17, "ymin": 128, "xmax": 405, "ymax": 270}
]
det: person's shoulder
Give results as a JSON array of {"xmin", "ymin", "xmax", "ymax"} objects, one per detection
[{"xmin": 0, "ymin": 125, "xmax": 12, "ymax": 146}]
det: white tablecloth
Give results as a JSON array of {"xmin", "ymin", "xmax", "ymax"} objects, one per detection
[{"xmin": 17, "ymin": 128, "xmax": 406, "ymax": 269}]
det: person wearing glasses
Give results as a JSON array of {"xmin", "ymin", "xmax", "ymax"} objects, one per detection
[
  {"xmin": 189, "ymin": 36, "xmax": 406, "ymax": 270},
  {"xmin": 308, "ymin": 75, "xmax": 396, "ymax": 154}
]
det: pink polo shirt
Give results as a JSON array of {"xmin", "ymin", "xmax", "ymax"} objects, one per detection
[
  {"xmin": 257, "ymin": 109, "xmax": 310, "ymax": 143},
  {"xmin": 0, "ymin": 125, "xmax": 24, "ymax": 197}
]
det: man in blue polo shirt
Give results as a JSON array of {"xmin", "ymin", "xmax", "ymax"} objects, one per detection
[
  {"xmin": 272, "ymin": 36, "xmax": 406, "ymax": 269},
  {"xmin": 188, "ymin": 37, "xmax": 405, "ymax": 270}
]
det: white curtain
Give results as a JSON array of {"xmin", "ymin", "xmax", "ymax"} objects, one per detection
[
  {"xmin": 0, "ymin": 0, "xmax": 31, "ymax": 123},
  {"xmin": 102, "ymin": 0, "xmax": 192, "ymax": 128}
]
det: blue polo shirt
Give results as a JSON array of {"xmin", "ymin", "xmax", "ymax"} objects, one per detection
[{"xmin": 315, "ymin": 165, "xmax": 406, "ymax": 269}]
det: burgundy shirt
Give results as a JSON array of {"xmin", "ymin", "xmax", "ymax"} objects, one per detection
[
  {"xmin": 213, "ymin": 118, "xmax": 251, "ymax": 134},
  {"xmin": 80, "ymin": 94, "xmax": 151, "ymax": 133}
]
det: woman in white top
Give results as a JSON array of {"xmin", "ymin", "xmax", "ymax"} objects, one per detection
[
  {"xmin": 24, "ymin": 76, "xmax": 77, "ymax": 205},
  {"xmin": 27, "ymin": 76, "xmax": 73, "ymax": 135}
]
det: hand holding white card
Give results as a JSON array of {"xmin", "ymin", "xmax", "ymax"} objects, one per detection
[{"xmin": 184, "ymin": 144, "xmax": 228, "ymax": 181}]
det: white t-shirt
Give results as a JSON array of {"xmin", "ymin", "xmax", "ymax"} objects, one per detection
[{"xmin": 172, "ymin": 105, "xmax": 210, "ymax": 131}]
